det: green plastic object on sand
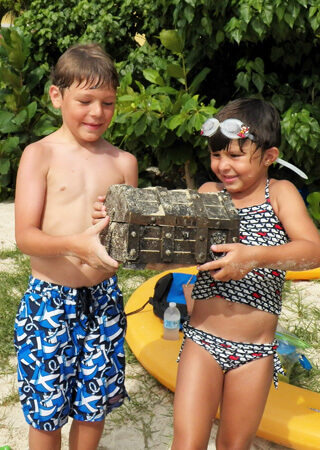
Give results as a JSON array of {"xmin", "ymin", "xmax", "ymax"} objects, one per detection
[{"xmin": 0, "ymin": 446, "xmax": 11, "ymax": 450}]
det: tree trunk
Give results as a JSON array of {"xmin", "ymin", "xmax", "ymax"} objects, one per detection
[{"xmin": 184, "ymin": 160, "xmax": 195, "ymax": 190}]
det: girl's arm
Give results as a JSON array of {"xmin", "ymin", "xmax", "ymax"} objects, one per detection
[{"xmin": 198, "ymin": 180, "xmax": 320, "ymax": 281}]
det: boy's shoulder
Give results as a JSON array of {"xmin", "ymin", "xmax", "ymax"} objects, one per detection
[
  {"xmin": 103, "ymin": 141, "xmax": 138, "ymax": 165},
  {"xmin": 98, "ymin": 141, "xmax": 138, "ymax": 186},
  {"xmin": 21, "ymin": 133, "xmax": 57, "ymax": 161},
  {"xmin": 104, "ymin": 141, "xmax": 135, "ymax": 157},
  {"xmin": 19, "ymin": 130, "xmax": 76, "ymax": 176},
  {"xmin": 24, "ymin": 129, "xmax": 61, "ymax": 150}
]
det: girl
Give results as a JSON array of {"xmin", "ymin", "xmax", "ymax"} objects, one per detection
[{"xmin": 171, "ymin": 98, "xmax": 320, "ymax": 449}]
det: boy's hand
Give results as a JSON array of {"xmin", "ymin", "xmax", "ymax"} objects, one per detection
[
  {"xmin": 76, "ymin": 217, "xmax": 119, "ymax": 272},
  {"xmin": 92, "ymin": 195, "xmax": 107, "ymax": 225},
  {"xmin": 197, "ymin": 243, "xmax": 258, "ymax": 281}
]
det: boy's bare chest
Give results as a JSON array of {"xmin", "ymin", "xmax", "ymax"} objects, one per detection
[
  {"xmin": 46, "ymin": 153, "xmax": 123, "ymax": 199},
  {"xmin": 42, "ymin": 154, "xmax": 122, "ymax": 234}
]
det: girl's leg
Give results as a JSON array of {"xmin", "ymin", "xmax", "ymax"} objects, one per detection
[
  {"xmin": 216, "ymin": 355, "xmax": 274, "ymax": 450},
  {"xmin": 69, "ymin": 418, "xmax": 105, "ymax": 450},
  {"xmin": 171, "ymin": 338, "xmax": 224, "ymax": 450}
]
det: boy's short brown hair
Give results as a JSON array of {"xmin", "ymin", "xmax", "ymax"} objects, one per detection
[{"xmin": 51, "ymin": 43, "xmax": 119, "ymax": 94}]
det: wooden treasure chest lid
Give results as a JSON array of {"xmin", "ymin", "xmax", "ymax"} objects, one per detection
[{"xmin": 100, "ymin": 185, "xmax": 239, "ymax": 268}]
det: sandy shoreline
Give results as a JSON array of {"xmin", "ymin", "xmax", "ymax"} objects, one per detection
[{"xmin": 1, "ymin": 201, "xmax": 318, "ymax": 449}]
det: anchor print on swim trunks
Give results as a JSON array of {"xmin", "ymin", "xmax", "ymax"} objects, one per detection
[{"xmin": 14, "ymin": 276, "xmax": 128, "ymax": 431}]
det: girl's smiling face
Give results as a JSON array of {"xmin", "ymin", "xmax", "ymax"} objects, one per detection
[{"xmin": 210, "ymin": 139, "xmax": 270, "ymax": 195}]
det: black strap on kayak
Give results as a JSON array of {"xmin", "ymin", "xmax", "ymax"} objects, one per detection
[{"xmin": 126, "ymin": 298, "xmax": 150, "ymax": 316}]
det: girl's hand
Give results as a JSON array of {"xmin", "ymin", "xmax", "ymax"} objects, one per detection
[
  {"xmin": 197, "ymin": 243, "xmax": 258, "ymax": 281},
  {"xmin": 92, "ymin": 195, "xmax": 107, "ymax": 225}
]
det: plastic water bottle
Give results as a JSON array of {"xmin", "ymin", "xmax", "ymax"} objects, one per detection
[{"xmin": 163, "ymin": 302, "xmax": 180, "ymax": 340}]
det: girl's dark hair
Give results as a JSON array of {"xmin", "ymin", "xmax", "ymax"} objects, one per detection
[
  {"xmin": 209, "ymin": 98, "xmax": 281, "ymax": 155},
  {"xmin": 51, "ymin": 43, "xmax": 119, "ymax": 94}
]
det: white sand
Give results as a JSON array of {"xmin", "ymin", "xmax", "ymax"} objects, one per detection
[
  {"xmin": 0, "ymin": 200, "xmax": 15, "ymax": 250},
  {"xmin": 1, "ymin": 201, "xmax": 319, "ymax": 449}
]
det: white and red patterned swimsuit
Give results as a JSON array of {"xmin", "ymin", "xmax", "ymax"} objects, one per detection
[{"xmin": 192, "ymin": 179, "xmax": 289, "ymax": 315}]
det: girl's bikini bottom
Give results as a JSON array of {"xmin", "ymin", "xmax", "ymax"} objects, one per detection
[{"xmin": 179, "ymin": 322, "xmax": 285, "ymax": 388}]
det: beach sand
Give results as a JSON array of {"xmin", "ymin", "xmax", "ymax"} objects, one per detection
[{"xmin": 0, "ymin": 201, "xmax": 318, "ymax": 449}]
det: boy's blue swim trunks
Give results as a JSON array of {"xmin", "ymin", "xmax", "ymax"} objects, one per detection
[{"xmin": 14, "ymin": 275, "xmax": 128, "ymax": 431}]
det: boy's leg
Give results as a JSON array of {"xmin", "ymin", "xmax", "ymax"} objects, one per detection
[
  {"xmin": 15, "ymin": 279, "xmax": 79, "ymax": 437},
  {"xmin": 69, "ymin": 419, "xmax": 105, "ymax": 450},
  {"xmin": 172, "ymin": 338, "xmax": 224, "ymax": 450},
  {"xmin": 29, "ymin": 426, "xmax": 61, "ymax": 450},
  {"xmin": 216, "ymin": 355, "xmax": 274, "ymax": 450},
  {"xmin": 69, "ymin": 279, "xmax": 127, "ymax": 449}
]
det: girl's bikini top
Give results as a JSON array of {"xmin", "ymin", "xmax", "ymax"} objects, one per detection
[{"xmin": 192, "ymin": 180, "xmax": 289, "ymax": 315}]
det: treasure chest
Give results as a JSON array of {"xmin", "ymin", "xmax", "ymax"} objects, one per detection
[{"xmin": 100, "ymin": 185, "xmax": 239, "ymax": 269}]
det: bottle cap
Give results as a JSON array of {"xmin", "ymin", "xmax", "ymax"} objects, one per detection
[{"xmin": 169, "ymin": 302, "xmax": 176, "ymax": 307}]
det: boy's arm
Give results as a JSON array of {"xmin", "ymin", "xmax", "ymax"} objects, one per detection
[
  {"xmin": 15, "ymin": 144, "xmax": 119, "ymax": 271},
  {"xmin": 122, "ymin": 151, "xmax": 138, "ymax": 188},
  {"xmin": 92, "ymin": 151, "xmax": 138, "ymax": 224},
  {"xmin": 198, "ymin": 180, "xmax": 320, "ymax": 281}
]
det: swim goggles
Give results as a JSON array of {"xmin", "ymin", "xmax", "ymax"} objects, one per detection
[{"xmin": 201, "ymin": 118, "xmax": 308, "ymax": 179}]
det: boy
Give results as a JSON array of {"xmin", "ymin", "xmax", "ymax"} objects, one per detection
[{"xmin": 14, "ymin": 43, "xmax": 138, "ymax": 450}]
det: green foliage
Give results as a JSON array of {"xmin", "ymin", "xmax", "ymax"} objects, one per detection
[
  {"xmin": 14, "ymin": 0, "xmax": 164, "ymax": 67},
  {"xmin": 307, "ymin": 191, "xmax": 320, "ymax": 227},
  {"xmin": 0, "ymin": 1, "xmax": 319, "ymax": 220},
  {"xmin": 0, "ymin": 27, "xmax": 60, "ymax": 199},
  {"xmin": 281, "ymin": 104, "xmax": 320, "ymax": 179},
  {"xmin": 109, "ymin": 30, "xmax": 216, "ymax": 188},
  {"xmin": 0, "ymin": 0, "xmax": 29, "ymax": 22}
]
